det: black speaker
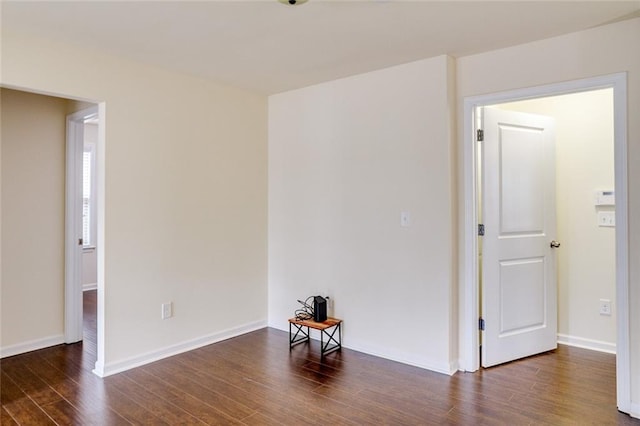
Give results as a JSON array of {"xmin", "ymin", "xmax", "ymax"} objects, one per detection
[{"xmin": 313, "ymin": 296, "xmax": 327, "ymax": 322}]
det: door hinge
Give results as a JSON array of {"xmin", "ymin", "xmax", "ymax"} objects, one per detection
[
  {"xmin": 478, "ymin": 224, "xmax": 485, "ymax": 236},
  {"xmin": 78, "ymin": 238, "xmax": 83, "ymax": 246},
  {"xmin": 479, "ymin": 318, "xmax": 485, "ymax": 331},
  {"xmin": 477, "ymin": 129, "xmax": 484, "ymax": 142}
]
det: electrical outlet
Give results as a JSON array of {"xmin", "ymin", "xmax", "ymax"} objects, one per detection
[
  {"xmin": 599, "ymin": 299, "xmax": 612, "ymax": 316},
  {"xmin": 162, "ymin": 302, "xmax": 173, "ymax": 319}
]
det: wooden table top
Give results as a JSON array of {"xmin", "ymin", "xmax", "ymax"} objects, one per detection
[{"xmin": 288, "ymin": 317, "xmax": 342, "ymax": 330}]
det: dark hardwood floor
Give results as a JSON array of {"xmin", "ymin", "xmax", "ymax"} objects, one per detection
[{"xmin": 1, "ymin": 290, "xmax": 638, "ymax": 425}]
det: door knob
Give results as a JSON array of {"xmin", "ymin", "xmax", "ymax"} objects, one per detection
[{"xmin": 550, "ymin": 240, "xmax": 561, "ymax": 248}]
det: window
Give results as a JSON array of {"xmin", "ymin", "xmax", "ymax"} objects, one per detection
[{"xmin": 82, "ymin": 145, "xmax": 95, "ymax": 247}]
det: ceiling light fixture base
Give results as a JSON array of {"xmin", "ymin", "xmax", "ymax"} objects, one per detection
[{"xmin": 278, "ymin": 0, "xmax": 308, "ymax": 5}]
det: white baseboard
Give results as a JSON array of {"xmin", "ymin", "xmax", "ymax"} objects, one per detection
[
  {"xmin": 629, "ymin": 402, "xmax": 640, "ymax": 419},
  {"xmin": 0, "ymin": 334, "xmax": 65, "ymax": 358},
  {"xmin": 270, "ymin": 322, "xmax": 455, "ymax": 376},
  {"xmin": 557, "ymin": 333, "xmax": 616, "ymax": 354},
  {"xmin": 83, "ymin": 283, "xmax": 97, "ymax": 291},
  {"xmin": 95, "ymin": 320, "xmax": 267, "ymax": 377},
  {"xmin": 448, "ymin": 359, "xmax": 460, "ymax": 375},
  {"xmin": 343, "ymin": 340, "xmax": 456, "ymax": 376}
]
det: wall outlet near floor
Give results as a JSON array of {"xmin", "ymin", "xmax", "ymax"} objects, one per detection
[
  {"xmin": 162, "ymin": 302, "xmax": 173, "ymax": 319},
  {"xmin": 599, "ymin": 299, "xmax": 612, "ymax": 316}
]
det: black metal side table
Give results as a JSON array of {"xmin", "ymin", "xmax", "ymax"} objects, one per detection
[{"xmin": 288, "ymin": 317, "xmax": 342, "ymax": 357}]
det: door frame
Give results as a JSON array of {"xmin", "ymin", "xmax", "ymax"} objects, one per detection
[
  {"xmin": 459, "ymin": 73, "xmax": 630, "ymax": 412},
  {"xmin": 65, "ymin": 104, "xmax": 106, "ymax": 376},
  {"xmin": 65, "ymin": 106, "xmax": 98, "ymax": 343}
]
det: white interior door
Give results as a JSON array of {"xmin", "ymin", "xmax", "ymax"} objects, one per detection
[{"xmin": 481, "ymin": 107, "xmax": 558, "ymax": 367}]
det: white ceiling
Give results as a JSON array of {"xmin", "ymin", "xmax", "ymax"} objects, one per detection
[{"xmin": 3, "ymin": 1, "xmax": 640, "ymax": 94}]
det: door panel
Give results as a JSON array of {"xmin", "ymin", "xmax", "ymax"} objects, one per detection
[
  {"xmin": 500, "ymin": 127, "xmax": 545, "ymax": 234},
  {"xmin": 482, "ymin": 107, "xmax": 557, "ymax": 368},
  {"xmin": 499, "ymin": 257, "xmax": 545, "ymax": 334}
]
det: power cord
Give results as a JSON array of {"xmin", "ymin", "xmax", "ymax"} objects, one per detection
[{"xmin": 294, "ymin": 296, "xmax": 315, "ymax": 320}]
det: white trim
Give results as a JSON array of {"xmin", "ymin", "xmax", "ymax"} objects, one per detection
[
  {"xmin": 0, "ymin": 335, "xmax": 65, "ymax": 359},
  {"xmin": 83, "ymin": 283, "xmax": 97, "ymax": 292},
  {"xmin": 630, "ymin": 403, "xmax": 640, "ymax": 420},
  {"xmin": 460, "ymin": 73, "xmax": 630, "ymax": 412},
  {"xmin": 95, "ymin": 102, "xmax": 107, "ymax": 377},
  {"xmin": 93, "ymin": 321, "xmax": 267, "ymax": 377},
  {"xmin": 612, "ymin": 75, "xmax": 630, "ymax": 415},
  {"xmin": 557, "ymin": 334, "xmax": 616, "ymax": 354},
  {"xmin": 459, "ymin": 98, "xmax": 479, "ymax": 372}
]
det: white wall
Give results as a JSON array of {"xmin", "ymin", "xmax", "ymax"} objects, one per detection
[
  {"xmin": 1, "ymin": 88, "xmax": 68, "ymax": 354},
  {"xmin": 497, "ymin": 89, "xmax": 616, "ymax": 352},
  {"xmin": 1, "ymin": 32, "xmax": 268, "ymax": 374},
  {"xmin": 457, "ymin": 17, "xmax": 640, "ymax": 414},
  {"xmin": 268, "ymin": 55, "xmax": 458, "ymax": 374}
]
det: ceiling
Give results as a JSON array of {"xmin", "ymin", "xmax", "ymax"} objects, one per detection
[{"xmin": 3, "ymin": 1, "xmax": 640, "ymax": 94}]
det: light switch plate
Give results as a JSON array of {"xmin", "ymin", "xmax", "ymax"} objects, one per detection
[
  {"xmin": 400, "ymin": 211, "xmax": 410, "ymax": 227},
  {"xmin": 597, "ymin": 211, "xmax": 615, "ymax": 227},
  {"xmin": 162, "ymin": 302, "xmax": 173, "ymax": 319}
]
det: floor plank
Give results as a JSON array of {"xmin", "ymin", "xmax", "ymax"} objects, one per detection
[
  {"xmin": 0, "ymin": 372, "xmax": 56, "ymax": 425},
  {"xmin": 1, "ymin": 289, "xmax": 638, "ymax": 425},
  {"xmin": 1, "ymin": 405, "xmax": 19, "ymax": 425}
]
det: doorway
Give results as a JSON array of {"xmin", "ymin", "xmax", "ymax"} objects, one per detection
[
  {"xmin": 0, "ymin": 89, "xmax": 104, "ymax": 369},
  {"xmin": 460, "ymin": 73, "xmax": 630, "ymax": 413},
  {"xmin": 65, "ymin": 104, "xmax": 105, "ymax": 375},
  {"xmin": 478, "ymin": 89, "xmax": 617, "ymax": 368}
]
